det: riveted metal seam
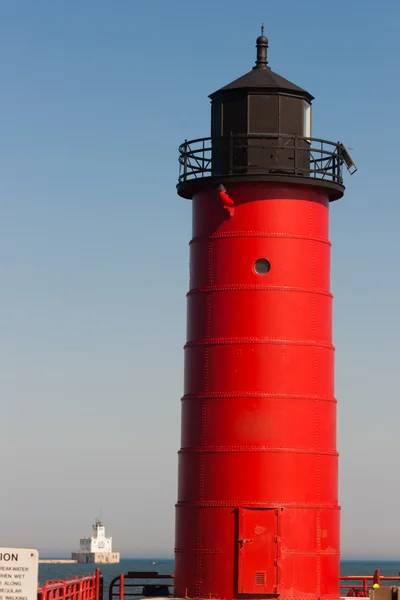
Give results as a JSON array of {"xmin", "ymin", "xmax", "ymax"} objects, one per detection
[
  {"xmin": 281, "ymin": 549, "xmax": 340, "ymax": 556},
  {"xmin": 269, "ymin": 597, "xmax": 318, "ymax": 600},
  {"xmin": 175, "ymin": 548, "xmax": 222, "ymax": 554},
  {"xmin": 195, "ymin": 238, "xmax": 213, "ymax": 599},
  {"xmin": 263, "ymin": 597, "xmax": 316, "ymax": 600},
  {"xmin": 317, "ymin": 509, "xmax": 322, "ymax": 597},
  {"xmin": 201, "ymin": 403, "xmax": 207, "ymax": 445},
  {"xmin": 178, "ymin": 446, "xmax": 338, "ymax": 456},
  {"xmin": 182, "ymin": 392, "xmax": 337, "ymax": 403},
  {"xmin": 206, "ymin": 240, "xmax": 213, "ymax": 339},
  {"xmin": 203, "ymin": 240, "xmax": 212, "ymax": 397},
  {"xmin": 176, "ymin": 500, "xmax": 340, "ymax": 509},
  {"xmin": 185, "ymin": 337, "xmax": 335, "ymax": 350},
  {"xmin": 188, "ymin": 284, "xmax": 333, "ymax": 298},
  {"xmin": 203, "ymin": 349, "xmax": 209, "ymax": 395},
  {"xmin": 196, "ymin": 509, "xmax": 203, "ymax": 597},
  {"xmin": 189, "ymin": 231, "xmax": 331, "ymax": 246},
  {"xmin": 198, "ymin": 455, "xmax": 205, "ymax": 501},
  {"xmin": 309, "ymin": 201, "xmax": 321, "ymax": 599}
]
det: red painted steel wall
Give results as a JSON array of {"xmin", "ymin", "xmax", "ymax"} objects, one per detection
[{"xmin": 175, "ymin": 181, "xmax": 340, "ymax": 600}]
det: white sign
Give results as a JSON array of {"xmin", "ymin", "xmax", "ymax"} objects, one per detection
[{"xmin": 0, "ymin": 548, "xmax": 39, "ymax": 600}]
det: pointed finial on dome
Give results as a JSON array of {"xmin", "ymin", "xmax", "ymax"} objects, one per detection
[{"xmin": 254, "ymin": 25, "xmax": 269, "ymax": 70}]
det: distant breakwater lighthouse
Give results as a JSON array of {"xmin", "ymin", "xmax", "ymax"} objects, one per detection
[{"xmin": 72, "ymin": 519, "xmax": 120, "ymax": 564}]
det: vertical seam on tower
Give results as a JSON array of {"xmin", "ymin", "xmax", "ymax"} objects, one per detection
[
  {"xmin": 201, "ymin": 238, "xmax": 212, "ymax": 498},
  {"xmin": 201, "ymin": 403, "xmax": 207, "ymax": 445},
  {"xmin": 316, "ymin": 508, "xmax": 322, "ymax": 598},
  {"xmin": 195, "ymin": 238, "xmax": 212, "ymax": 598},
  {"xmin": 196, "ymin": 508, "xmax": 204, "ymax": 597},
  {"xmin": 204, "ymin": 240, "xmax": 213, "ymax": 394},
  {"xmin": 206, "ymin": 240, "xmax": 213, "ymax": 338},
  {"xmin": 310, "ymin": 202, "xmax": 321, "ymax": 599}
]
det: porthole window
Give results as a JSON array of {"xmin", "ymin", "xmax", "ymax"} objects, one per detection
[{"xmin": 254, "ymin": 258, "xmax": 271, "ymax": 274}]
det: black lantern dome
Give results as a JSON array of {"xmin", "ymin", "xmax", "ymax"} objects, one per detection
[
  {"xmin": 209, "ymin": 26, "xmax": 313, "ymax": 146},
  {"xmin": 177, "ymin": 29, "xmax": 356, "ymax": 201}
]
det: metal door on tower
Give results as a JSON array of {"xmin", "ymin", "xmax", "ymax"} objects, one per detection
[{"xmin": 237, "ymin": 508, "xmax": 279, "ymax": 594}]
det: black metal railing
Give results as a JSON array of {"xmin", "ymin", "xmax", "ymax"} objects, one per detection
[
  {"xmin": 109, "ymin": 572, "xmax": 174, "ymax": 600},
  {"xmin": 178, "ymin": 134, "xmax": 349, "ymax": 186}
]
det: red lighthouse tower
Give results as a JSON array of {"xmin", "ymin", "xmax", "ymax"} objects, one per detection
[{"xmin": 174, "ymin": 30, "xmax": 356, "ymax": 600}]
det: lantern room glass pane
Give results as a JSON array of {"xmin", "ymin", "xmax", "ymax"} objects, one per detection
[{"xmin": 304, "ymin": 101, "xmax": 312, "ymax": 138}]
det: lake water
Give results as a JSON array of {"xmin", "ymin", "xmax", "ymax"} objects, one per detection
[{"xmin": 39, "ymin": 558, "xmax": 400, "ymax": 595}]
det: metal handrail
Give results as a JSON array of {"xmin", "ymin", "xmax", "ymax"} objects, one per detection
[
  {"xmin": 339, "ymin": 569, "xmax": 400, "ymax": 596},
  {"xmin": 38, "ymin": 571, "xmax": 102, "ymax": 600},
  {"xmin": 109, "ymin": 572, "xmax": 174, "ymax": 600},
  {"xmin": 178, "ymin": 134, "xmax": 346, "ymax": 186}
]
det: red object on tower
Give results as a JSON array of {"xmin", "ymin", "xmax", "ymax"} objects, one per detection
[{"xmin": 174, "ymin": 29, "xmax": 356, "ymax": 600}]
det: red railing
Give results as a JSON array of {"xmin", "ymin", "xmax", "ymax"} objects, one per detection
[
  {"xmin": 37, "ymin": 568, "xmax": 400, "ymax": 600},
  {"xmin": 340, "ymin": 569, "xmax": 400, "ymax": 596},
  {"xmin": 109, "ymin": 569, "xmax": 400, "ymax": 600},
  {"xmin": 38, "ymin": 570, "xmax": 102, "ymax": 600}
]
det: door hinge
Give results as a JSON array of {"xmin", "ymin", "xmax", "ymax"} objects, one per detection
[{"xmin": 238, "ymin": 538, "xmax": 253, "ymax": 547}]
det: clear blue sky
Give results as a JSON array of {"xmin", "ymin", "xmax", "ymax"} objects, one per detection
[{"xmin": 1, "ymin": 0, "xmax": 399, "ymax": 559}]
